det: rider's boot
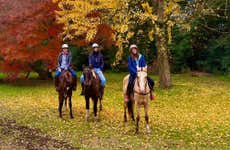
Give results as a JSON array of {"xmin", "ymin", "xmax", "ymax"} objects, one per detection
[
  {"xmin": 150, "ymin": 91, "xmax": 155, "ymax": 101},
  {"xmin": 55, "ymin": 77, "xmax": 59, "ymax": 92},
  {"xmin": 72, "ymin": 77, "xmax": 77, "ymax": 91},
  {"xmin": 80, "ymin": 83, "xmax": 84, "ymax": 96}
]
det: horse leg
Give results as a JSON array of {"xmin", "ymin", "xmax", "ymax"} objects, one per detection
[
  {"xmin": 144, "ymin": 103, "xmax": 150, "ymax": 134},
  {"xmin": 130, "ymin": 98, "xmax": 135, "ymax": 122},
  {"xmin": 99, "ymin": 88, "xmax": 104, "ymax": 111},
  {"xmin": 58, "ymin": 94, "xmax": 64, "ymax": 118},
  {"xmin": 85, "ymin": 97, "xmax": 90, "ymax": 122},
  {"xmin": 69, "ymin": 95, "xmax": 74, "ymax": 119},
  {"xmin": 124, "ymin": 102, "xmax": 127, "ymax": 122},
  {"xmin": 135, "ymin": 104, "xmax": 140, "ymax": 134},
  {"xmin": 64, "ymin": 97, "xmax": 67, "ymax": 111},
  {"xmin": 93, "ymin": 97, "xmax": 98, "ymax": 122}
]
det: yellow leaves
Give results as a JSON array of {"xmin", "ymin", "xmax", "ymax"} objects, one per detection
[
  {"xmin": 148, "ymin": 30, "xmax": 154, "ymax": 41},
  {"xmin": 138, "ymin": 2, "xmax": 157, "ymax": 25},
  {"xmin": 165, "ymin": 0, "xmax": 179, "ymax": 15},
  {"xmin": 55, "ymin": 0, "xmax": 116, "ymax": 42},
  {"xmin": 181, "ymin": 23, "xmax": 191, "ymax": 32},
  {"xmin": 166, "ymin": 20, "xmax": 174, "ymax": 44},
  {"xmin": 127, "ymin": 32, "xmax": 134, "ymax": 39},
  {"xmin": 113, "ymin": 36, "xmax": 124, "ymax": 66},
  {"xmin": 0, "ymin": 74, "xmax": 230, "ymax": 148},
  {"xmin": 142, "ymin": 2, "xmax": 153, "ymax": 14},
  {"xmin": 167, "ymin": 26, "xmax": 172, "ymax": 44}
]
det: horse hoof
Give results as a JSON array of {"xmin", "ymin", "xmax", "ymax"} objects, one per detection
[
  {"xmin": 70, "ymin": 116, "xmax": 74, "ymax": 119},
  {"xmin": 135, "ymin": 131, "xmax": 139, "ymax": 135},
  {"xmin": 94, "ymin": 116, "xmax": 99, "ymax": 122},
  {"xmin": 146, "ymin": 129, "xmax": 151, "ymax": 134},
  {"xmin": 146, "ymin": 126, "xmax": 151, "ymax": 134}
]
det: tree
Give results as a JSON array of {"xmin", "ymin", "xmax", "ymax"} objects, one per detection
[
  {"xmin": 189, "ymin": 0, "xmax": 230, "ymax": 74},
  {"xmin": 55, "ymin": 0, "xmax": 206, "ymax": 88},
  {"xmin": 0, "ymin": 0, "xmax": 62, "ymax": 79}
]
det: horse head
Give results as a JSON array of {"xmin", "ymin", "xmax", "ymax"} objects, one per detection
[
  {"xmin": 83, "ymin": 67, "xmax": 93, "ymax": 87},
  {"xmin": 136, "ymin": 67, "xmax": 148, "ymax": 94},
  {"xmin": 60, "ymin": 70, "xmax": 73, "ymax": 91}
]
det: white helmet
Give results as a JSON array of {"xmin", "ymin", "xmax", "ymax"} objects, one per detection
[
  {"xmin": 62, "ymin": 44, "xmax": 69, "ymax": 49},
  {"xmin": 92, "ymin": 43, "xmax": 99, "ymax": 48},
  {"xmin": 129, "ymin": 44, "xmax": 138, "ymax": 50}
]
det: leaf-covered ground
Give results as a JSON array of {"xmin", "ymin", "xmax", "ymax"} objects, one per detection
[{"xmin": 0, "ymin": 72, "xmax": 229, "ymax": 149}]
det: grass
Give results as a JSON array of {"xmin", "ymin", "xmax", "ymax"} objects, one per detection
[{"xmin": 0, "ymin": 72, "xmax": 230, "ymax": 149}]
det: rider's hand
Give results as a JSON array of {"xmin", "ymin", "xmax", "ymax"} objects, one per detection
[
  {"xmin": 58, "ymin": 68, "xmax": 61, "ymax": 72},
  {"xmin": 64, "ymin": 67, "xmax": 68, "ymax": 71},
  {"xmin": 137, "ymin": 67, "xmax": 141, "ymax": 72}
]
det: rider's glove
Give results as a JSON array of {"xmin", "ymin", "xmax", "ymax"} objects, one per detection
[{"xmin": 58, "ymin": 68, "xmax": 61, "ymax": 72}]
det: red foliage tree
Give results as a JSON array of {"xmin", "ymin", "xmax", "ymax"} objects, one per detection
[
  {"xmin": 0, "ymin": 0, "xmax": 62, "ymax": 79},
  {"xmin": 0, "ymin": 1, "xmax": 115, "ymax": 79}
]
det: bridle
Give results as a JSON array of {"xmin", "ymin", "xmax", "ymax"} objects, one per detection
[{"xmin": 83, "ymin": 68, "xmax": 94, "ymax": 87}]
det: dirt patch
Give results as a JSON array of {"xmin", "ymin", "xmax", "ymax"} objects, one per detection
[{"xmin": 0, "ymin": 118, "xmax": 79, "ymax": 150}]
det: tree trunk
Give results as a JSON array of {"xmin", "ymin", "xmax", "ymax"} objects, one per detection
[
  {"xmin": 155, "ymin": 34, "xmax": 172, "ymax": 89},
  {"xmin": 155, "ymin": 0, "xmax": 172, "ymax": 89}
]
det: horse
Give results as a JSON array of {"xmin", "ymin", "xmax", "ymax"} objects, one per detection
[
  {"xmin": 57, "ymin": 70, "xmax": 75, "ymax": 119},
  {"xmin": 82, "ymin": 67, "xmax": 102, "ymax": 122},
  {"xmin": 123, "ymin": 68, "xmax": 151, "ymax": 134}
]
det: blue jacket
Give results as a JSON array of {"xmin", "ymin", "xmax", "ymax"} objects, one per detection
[
  {"xmin": 57, "ymin": 52, "xmax": 72, "ymax": 69},
  {"xmin": 128, "ymin": 54, "xmax": 146, "ymax": 76},
  {"xmin": 89, "ymin": 52, "xmax": 104, "ymax": 70}
]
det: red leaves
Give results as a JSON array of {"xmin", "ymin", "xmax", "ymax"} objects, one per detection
[{"xmin": 0, "ymin": 0, "xmax": 62, "ymax": 77}]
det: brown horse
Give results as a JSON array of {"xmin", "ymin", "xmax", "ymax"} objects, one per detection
[
  {"xmin": 58, "ymin": 70, "xmax": 75, "ymax": 118},
  {"xmin": 82, "ymin": 67, "xmax": 102, "ymax": 121},
  {"xmin": 123, "ymin": 68, "xmax": 151, "ymax": 134}
]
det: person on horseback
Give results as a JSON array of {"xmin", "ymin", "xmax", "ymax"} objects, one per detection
[
  {"xmin": 80, "ymin": 43, "xmax": 106, "ymax": 95},
  {"xmin": 125, "ymin": 44, "xmax": 155, "ymax": 102},
  {"xmin": 54, "ymin": 44, "xmax": 77, "ymax": 91}
]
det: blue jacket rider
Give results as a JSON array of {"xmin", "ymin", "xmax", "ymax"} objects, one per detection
[
  {"xmin": 80, "ymin": 43, "xmax": 106, "ymax": 95},
  {"xmin": 125, "ymin": 44, "xmax": 155, "ymax": 102},
  {"xmin": 55, "ymin": 44, "xmax": 77, "ymax": 91}
]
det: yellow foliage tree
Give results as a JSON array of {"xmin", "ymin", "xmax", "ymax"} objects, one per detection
[{"xmin": 54, "ymin": 0, "xmax": 205, "ymax": 88}]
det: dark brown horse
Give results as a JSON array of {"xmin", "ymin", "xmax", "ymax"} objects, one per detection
[
  {"xmin": 58, "ymin": 70, "xmax": 75, "ymax": 118},
  {"xmin": 82, "ymin": 67, "xmax": 102, "ymax": 121}
]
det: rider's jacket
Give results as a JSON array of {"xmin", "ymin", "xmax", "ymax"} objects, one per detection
[
  {"xmin": 57, "ymin": 52, "xmax": 72, "ymax": 70},
  {"xmin": 89, "ymin": 51, "xmax": 104, "ymax": 70},
  {"xmin": 128, "ymin": 54, "xmax": 146, "ymax": 76}
]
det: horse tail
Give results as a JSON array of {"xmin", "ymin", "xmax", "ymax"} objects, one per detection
[{"xmin": 127, "ymin": 99, "xmax": 134, "ymax": 118}]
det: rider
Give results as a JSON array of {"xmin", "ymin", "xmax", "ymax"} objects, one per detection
[
  {"xmin": 80, "ymin": 43, "xmax": 106, "ymax": 95},
  {"xmin": 125, "ymin": 44, "xmax": 155, "ymax": 102},
  {"xmin": 54, "ymin": 44, "xmax": 77, "ymax": 91}
]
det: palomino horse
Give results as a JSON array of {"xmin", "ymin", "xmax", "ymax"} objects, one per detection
[
  {"xmin": 123, "ymin": 68, "xmax": 151, "ymax": 134},
  {"xmin": 58, "ymin": 70, "xmax": 75, "ymax": 118},
  {"xmin": 82, "ymin": 67, "xmax": 103, "ymax": 121}
]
